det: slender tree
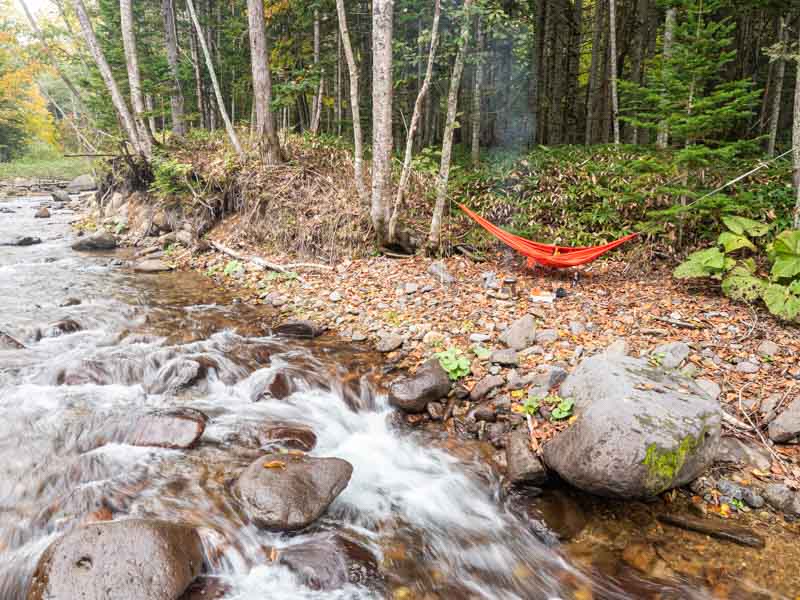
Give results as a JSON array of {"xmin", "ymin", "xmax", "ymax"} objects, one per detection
[
  {"xmin": 246, "ymin": 0, "xmax": 281, "ymax": 163},
  {"xmin": 471, "ymin": 13, "xmax": 483, "ymax": 166},
  {"xmin": 428, "ymin": 0, "xmax": 473, "ymax": 250},
  {"xmin": 608, "ymin": 0, "xmax": 620, "ymax": 145},
  {"xmin": 656, "ymin": 7, "xmax": 677, "ymax": 149},
  {"xmin": 187, "ymin": 0, "xmax": 243, "ymax": 156},
  {"xmin": 767, "ymin": 16, "xmax": 787, "ymax": 157},
  {"xmin": 793, "ymin": 22, "xmax": 800, "ymax": 228},
  {"xmin": 388, "ymin": 0, "xmax": 441, "ymax": 243},
  {"xmin": 310, "ymin": 9, "xmax": 323, "ymax": 134},
  {"xmin": 120, "ymin": 0, "xmax": 154, "ymax": 156},
  {"xmin": 335, "ymin": 0, "xmax": 368, "ymax": 206},
  {"xmin": 162, "ymin": 0, "xmax": 186, "ymax": 138},
  {"xmin": 371, "ymin": 0, "xmax": 394, "ymax": 244},
  {"xmin": 71, "ymin": 0, "xmax": 143, "ymax": 155}
]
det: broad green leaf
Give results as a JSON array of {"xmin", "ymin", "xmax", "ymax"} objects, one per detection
[
  {"xmin": 770, "ymin": 231, "xmax": 800, "ymax": 280},
  {"xmin": 674, "ymin": 247, "xmax": 733, "ymax": 279},
  {"xmin": 721, "ymin": 216, "xmax": 770, "ymax": 237},
  {"xmin": 718, "ymin": 232, "xmax": 755, "ymax": 253},
  {"xmin": 721, "ymin": 267, "xmax": 766, "ymax": 301},
  {"xmin": 762, "ymin": 284, "xmax": 800, "ymax": 321},
  {"xmin": 772, "ymin": 230, "xmax": 800, "ymax": 255}
]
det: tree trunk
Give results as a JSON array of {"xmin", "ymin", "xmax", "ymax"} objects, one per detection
[
  {"xmin": 793, "ymin": 23, "xmax": 800, "ymax": 228},
  {"xmin": 145, "ymin": 94, "xmax": 157, "ymax": 135},
  {"xmin": 388, "ymin": 0, "xmax": 441, "ymax": 243},
  {"xmin": 427, "ymin": 0, "xmax": 473, "ymax": 250},
  {"xmin": 471, "ymin": 14, "xmax": 483, "ymax": 165},
  {"xmin": 608, "ymin": 0, "xmax": 620, "ymax": 145},
  {"xmin": 162, "ymin": 0, "xmax": 186, "ymax": 137},
  {"xmin": 71, "ymin": 0, "xmax": 143, "ymax": 155},
  {"xmin": 336, "ymin": 30, "xmax": 342, "ymax": 136},
  {"xmin": 566, "ymin": 0, "xmax": 583, "ymax": 144},
  {"xmin": 531, "ymin": 0, "xmax": 545, "ymax": 144},
  {"xmin": 767, "ymin": 16, "xmax": 786, "ymax": 157},
  {"xmin": 120, "ymin": 0, "xmax": 154, "ymax": 156},
  {"xmin": 585, "ymin": 0, "xmax": 604, "ymax": 144},
  {"xmin": 189, "ymin": 25, "xmax": 205, "ymax": 128},
  {"xmin": 630, "ymin": 0, "xmax": 648, "ymax": 143},
  {"xmin": 371, "ymin": 0, "xmax": 395, "ymax": 245},
  {"xmin": 187, "ymin": 0, "xmax": 243, "ymax": 156},
  {"xmin": 656, "ymin": 7, "xmax": 676, "ymax": 149},
  {"xmin": 310, "ymin": 10, "xmax": 323, "ymax": 134},
  {"xmin": 246, "ymin": 0, "xmax": 282, "ymax": 163},
  {"xmin": 335, "ymin": 0, "xmax": 369, "ymax": 206}
]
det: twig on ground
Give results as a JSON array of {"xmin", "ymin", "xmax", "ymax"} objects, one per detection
[
  {"xmin": 652, "ymin": 315, "xmax": 703, "ymax": 329},
  {"xmin": 736, "ymin": 382, "xmax": 793, "ymax": 478}
]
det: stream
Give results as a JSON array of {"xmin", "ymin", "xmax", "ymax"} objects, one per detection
[{"xmin": 0, "ymin": 196, "xmax": 732, "ymax": 599}]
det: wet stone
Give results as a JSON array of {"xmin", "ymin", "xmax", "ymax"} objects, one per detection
[
  {"xmin": 506, "ymin": 428, "xmax": 547, "ymax": 486},
  {"xmin": 36, "ymin": 319, "xmax": 82, "ymax": 340},
  {"xmin": 134, "ymin": 258, "xmax": 173, "ymax": 273},
  {"xmin": 27, "ymin": 519, "xmax": 204, "ymax": 600},
  {"xmin": 260, "ymin": 423, "xmax": 317, "ymax": 451},
  {"xmin": 124, "ymin": 408, "xmax": 208, "ymax": 449},
  {"xmin": 71, "ymin": 231, "xmax": 117, "ymax": 251},
  {"xmin": 34, "ymin": 206, "xmax": 50, "ymax": 218},
  {"xmin": 274, "ymin": 319, "xmax": 325, "ymax": 339},
  {"xmin": 235, "ymin": 453, "xmax": 353, "ymax": 531},
  {"xmin": 389, "ymin": 359, "xmax": 451, "ymax": 413},
  {"xmin": 0, "ymin": 331, "xmax": 25, "ymax": 350},
  {"xmin": 470, "ymin": 374, "xmax": 504, "ymax": 402},
  {"xmin": 1, "ymin": 235, "xmax": 41, "ymax": 246}
]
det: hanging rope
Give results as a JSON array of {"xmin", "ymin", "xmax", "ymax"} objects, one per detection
[{"xmin": 687, "ymin": 145, "xmax": 796, "ymax": 208}]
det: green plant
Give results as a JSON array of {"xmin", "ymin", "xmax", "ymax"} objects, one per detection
[
  {"xmin": 223, "ymin": 260, "xmax": 244, "ymax": 276},
  {"xmin": 150, "ymin": 157, "xmax": 196, "ymax": 197},
  {"xmin": 435, "ymin": 348, "xmax": 471, "ymax": 381},
  {"xmin": 471, "ymin": 344, "xmax": 492, "ymax": 360},
  {"xmin": 114, "ymin": 221, "xmax": 126, "ymax": 235},
  {"xmin": 521, "ymin": 397, "xmax": 541, "ymax": 416},
  {"xmin": 549, "ymin": 397, "xmax": 575, "ymax": 421}
]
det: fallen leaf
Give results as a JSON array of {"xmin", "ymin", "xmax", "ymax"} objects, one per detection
[{"xmin": 263, "ymin": 460, "xmax": 286, "ymax": 469}]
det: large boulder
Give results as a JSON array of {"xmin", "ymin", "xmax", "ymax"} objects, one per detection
[
  {"xmin": 26, "ymin": 519, "xmax": 203, "ymax": 600},
  {"xmin": 542, "ymin": 350, "xmax": 721, "ymax": 498},
  {"xmin": 66, "ymin": 174, "xmax": 97, "ymax": 194},
  {"xmin": 71, "ymin": 231, "xmax": 117, "ymax": 251},
  {"xmin": 235, "ymin": 453, "xmax": 352, "ymax": 531},
  {"xmin": 273, "ymin": 320, "xmax": 325, "ymax": 339},
  {"xmin": 388, "ymin": 359, "xmax": 451, "ymax": 413},
  {"xmin": 51, "ymin": 190, "xmax": 71, "ymax": 203}
]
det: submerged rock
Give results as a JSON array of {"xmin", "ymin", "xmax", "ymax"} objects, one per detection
[
  {"xmin": 124, "ymin": 408, "xmax": 208, "ymax": 449},
  {"xmin": 0, "ymin": 331, "xmax": 25, "ymax": 350},
  {"xmin": 35, "ymin": 319, "xmax": 82, "ymax": 340},
  {"xmin": 1, "ymin": 235, "xmax": 41, "ymax": 246},
  {"xmin": 134, "ymin": 258, "xmax": 174, "ymax": 273},
  {"xmin": 34, "ymin": 206, "xmax": 50, "ymax": 218},
  {"xmin": 657, "ymin": 514, "xmax": 765, "ymax": 548},
  {"xmin": 51, "ymin": 190, "xmax": 71, "ymax": 203},
  {"xmin": 144, "ymin": 357, "xmax": 203, "ymax": 394},
  {"xmin": 259, "ymin": 423, "xmax": 317, "ymax": 451},
  {"xmin": 27, "ymin": 519, "xmax": 203, "ymax": 600},
  {"xmin": 388, "ymin": 359, "xmax": 451, "ymax": 413},
  {"xmin": 543, "ymin": 350, "xmax": 721, "ymax": 498},
  {"xmin": 273, "ymin": 319, "xmax": 325, "ymax": 339},
  {"xmin": 236, "ymin": 453, "xmax": 352, "ymax": 531},
  {"xmin": 71, "ymin": 231, "xmax": 117, "ymax": 251}
]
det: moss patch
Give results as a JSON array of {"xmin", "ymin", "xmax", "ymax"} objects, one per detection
[{"xmin": 642, "ymin": 434, "xmax": 700, "ymax": 494}]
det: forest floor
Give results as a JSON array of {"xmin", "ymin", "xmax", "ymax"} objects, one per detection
[{"xmin": 174, "ymin": 219, "xmax": 800, "ymax": 482}]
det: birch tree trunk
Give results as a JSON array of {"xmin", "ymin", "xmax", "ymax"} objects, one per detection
[
  {"xmin": 246, "ymin": 0, "xmax": 282, "ymax": 163},
  {"xmin": 145, "ymin": 94, "xmax": 157, "ymax": 135},
  {"xmin": 388, "ymin": 0, "xmax": 441, "ymax": 243},
  {"xmin": 656, "ymin": 7, "xmax": 676, "ymax": 149},
  {"xmin": 427, "ymin": 0, "xmax": 473, "ymax": 250},
  {"xmin": 187, "ymin": 0, "xmax": 243, "ymax": 157},
  {"xmin": 335, "ymin": 31, "xmax": 342, "ymax": 136},
  {"xmin": 767, "ymin": 17, "xmax": 786, "ymax": 157},
  {"xmin": 120, "ymin": 0, "xmax": 154, "ymax": 156},
  {"xmin": 310, "ymin": 10, "xmax": 323, "ymax": 134},
  {"xmin": 71, "ymin": 0, "xmax": 143, "ymax": 155},
  {"xmin": 335, "ymin": 0, "xmax": 368, "ymax": 206},
  {"xmin": 471, "ymin": 14, "xmax": 483, "ymax": 165},
  {"xmin": 793, "ymin": 25, "xmax": 800, "ymax": 228},
  {"xmin": 371, "ymin": 0, "xmax": 395, "ymax": 244},
  {"xmin": 162, "ymin": 0, "xmax": 186, "ymax": 137},
  {"xmin": 189, "ymin": 26, "xmax": 205, "ymax": 128},
  {"xmin": 608, "ymin": 0, "xmax": 620, "ymax": 145}
]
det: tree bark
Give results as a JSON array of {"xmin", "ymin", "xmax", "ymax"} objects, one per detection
[
  {"xmin": 427, "ymin": 0, "xmax": 473, "ymax": 250},
  {"xmin": 189, "ymin": 24, "xmax": 205, "ymax": 128},
  {"xmin": 388, "ymin": 0, "xmax": 441, "ymax": 243},
  {"xmin": 767, "ymin": 16, "xmax": 786, "ymax": 157},
  {"xmin": 471, "ymin": 14, "xmax": 483, "ymax": 165},
  {"xmin": 585, "ymin": 0, "xmax": 604, "ymax": 144},
  {"xmin": 71, "ymin": 0, "xmax": 143, "ymax": 155},
  {"xmin": 608, "ymin": 0, "xmax": 620, "ymax": 145},
  {"xmin": 335, "ymin": 0, "xmax": 369, "ymax": 206},
  {"xmin": 246, "ymin": 0, "xmax": 282, "ymax": 163},
  {"xmin": 120, "ymin": 0, "xmax": 154, "ymax": 156},
  {"xmin": 656, "ymin": 7, "xmax": 676, "ymax": 149},
  {"xmin": 187, "ymin": 0, "xmax": 243, "ymax": 156},
  {"xmin": 371, "ymin": 0, "xmax": 395, "ymax": 244},
  {"xmin": 336, "ymin": 30, "xmax": 342, "ymax": 136},
  {"xmin": 310, "ymin": 9, "xmax": 323, "ymax": 134},
  {"xmin": 793, "ymin": 23, "xmax": 800, "ymax": 228},
  {"xmin": 161, "ymin": 0, "xmax": 186, "ymax": 137},
  {"xmin": 567, "ymin": 0, "xmax": 583, "ymax": 144}
]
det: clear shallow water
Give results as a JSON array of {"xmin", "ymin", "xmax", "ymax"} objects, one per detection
[{"xmin": 0, "ymin": 196, "xmax": 710, "ymax": 599}]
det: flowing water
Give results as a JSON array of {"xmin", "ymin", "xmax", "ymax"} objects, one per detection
[{"xmin": 0, "ymin": 196, "xmax": 722, "ymax": 599}]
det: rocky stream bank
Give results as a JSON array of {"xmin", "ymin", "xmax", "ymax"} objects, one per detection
[{"xmin": 3, "ymin": 180, "xmax": 800, "ymax": 597}]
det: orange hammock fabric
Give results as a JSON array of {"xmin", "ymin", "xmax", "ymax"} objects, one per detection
[{"xmin": 458, "ymin": 203, "xmax": 639, "ymax": 269}]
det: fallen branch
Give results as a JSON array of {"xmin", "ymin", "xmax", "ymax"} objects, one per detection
[
  {"xmin": 652, "ymin": 315, "xmax": 703, "ymax": 329},
  {"xmin": 737, "ymin": 382, "xmax": 793, "ymax": 479},
  {"xmin": 210, "ymin": 241, "xmax": 332, "ymax": 278}
]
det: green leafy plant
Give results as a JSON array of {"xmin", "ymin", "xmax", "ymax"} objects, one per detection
[
  {"xmin": 471, "ymin": 344, "xmax": 492, "ymax": 360},
  {"xmin": 549, "ymin": 397, "xmax": 575, "ymax": 421},
  {"xmin": 114, "ymin": 221, "xmax": 126, "ymax": 235},
  {"xmin": 223, "ymin": 260, "xmax": 244, "ymax": 276},
  {"xmin": 436, "ymin": 348, "xmax": 471, "ymax": 381},
  {"xmin": 521, "ymin": 397, "xmax": 541, "ymax": 416}
]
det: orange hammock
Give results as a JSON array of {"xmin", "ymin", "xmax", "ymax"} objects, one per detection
[{"xmin": 458, "ymin": 203, "xmax": 639, "ymax": 269}]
